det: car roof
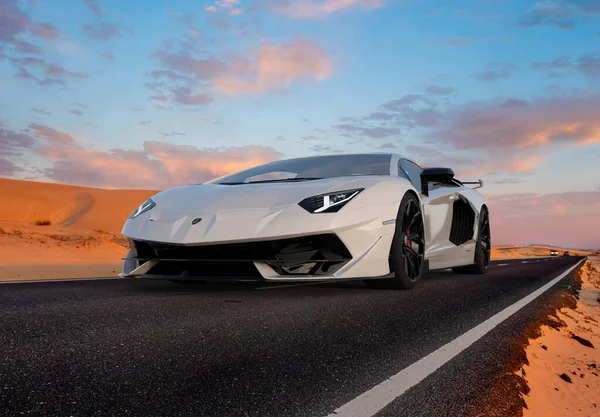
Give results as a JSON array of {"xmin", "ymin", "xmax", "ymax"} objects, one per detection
[{"xmin": 271, "ymin": 152, "xmax": 418, "ymax": 164}]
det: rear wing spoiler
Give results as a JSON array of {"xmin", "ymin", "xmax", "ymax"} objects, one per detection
[{"xmin": 460, "ymin": 180, "xmax": 484, "ymax": 189}]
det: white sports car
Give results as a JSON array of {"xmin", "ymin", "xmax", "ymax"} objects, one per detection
[{"xmin": 121, "ymin": 153, "xmax": 490, "ymax": 289}]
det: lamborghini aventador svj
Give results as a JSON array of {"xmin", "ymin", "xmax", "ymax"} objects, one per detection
[{"xmin": 120, "ymin": 153, "xmax": 490, "ymax": 289}]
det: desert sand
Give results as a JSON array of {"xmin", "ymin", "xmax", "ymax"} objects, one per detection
[
  {"xmin": 0, "ymin": 178, "xmax": 596, "ymax": 281},
  {"xmin": 0, "ymin": 178, "xmax": 156, "ymax": 280},
  {"xmin": 491, "ymin": 245, "xmax": 594, "ymax": 260},
  {"xmin": 520, "ymin": 258, "xmax": 600, "ymax": 416}
]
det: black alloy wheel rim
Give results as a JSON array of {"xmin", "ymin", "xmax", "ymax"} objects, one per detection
[
  {"xmin": 400, "ymin": 199, "xmax": 425, "ymax": 280},
  {"xmin": 480, "ymin": 210, "xmax": 491, "ymax": 267}
]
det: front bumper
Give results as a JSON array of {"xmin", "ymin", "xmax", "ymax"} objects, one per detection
[
  {"xmin": 121, "ymin": 200, "xmax": 399, "ymax": 281},
  {"xmin": 125, "ymin": 233, "xmax": 352, "ymax": 279}
]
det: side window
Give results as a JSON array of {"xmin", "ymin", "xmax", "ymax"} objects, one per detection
[{"xmin": 398, "ymin": 159, "xmax": 422, "ymax": 190}]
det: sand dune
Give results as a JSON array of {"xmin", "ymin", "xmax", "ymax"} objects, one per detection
[
  {"xmin": 0, "ymin": 178, "xmax": 157, "ymax": 280},
  {"xmin": 0, "ymin": 178, "xmax": 157, "ymax": 234}
]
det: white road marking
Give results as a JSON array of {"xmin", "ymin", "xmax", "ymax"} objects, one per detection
[
  {"xmin": 498, "ymin": 263, "xmax": 508, "ymax": 267},
  {"xmin": 325, "ymin": 259, "xmax": 584, "ymax": 417},
  {"xmin": 522, "ymin": 261, "xmax": 528, "ymax": 264},
  {"xmin": 0, "ymin": 277, "xmax": 122, "ymax": 285}
]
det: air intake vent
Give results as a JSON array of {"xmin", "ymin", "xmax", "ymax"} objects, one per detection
[{"xmin": 449, "ymin": 197, "xmax": 475, "ymax": 246}]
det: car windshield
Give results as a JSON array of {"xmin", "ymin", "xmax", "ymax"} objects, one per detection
[{"xmin": 210, "ymin": 154, "xmax": 392, "ymax": 184}]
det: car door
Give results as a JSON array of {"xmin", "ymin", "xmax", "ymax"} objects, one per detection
[{"xmin": 398, "ymin": 158, "xmax": 460, "ymax": 257}]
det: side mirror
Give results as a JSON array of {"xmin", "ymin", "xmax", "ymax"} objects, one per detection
[{"xmin": 420, "ymin": 167, "xmax": 455, "ymax": 196}]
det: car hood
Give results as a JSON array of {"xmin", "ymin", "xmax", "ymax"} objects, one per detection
[
  {"xmin": 122, "ymin": 175, "xmax": 411, "ymax": 244},
  {"xmin": 148, "ymin": 176, "xmax": 384, "ymax": 215}
]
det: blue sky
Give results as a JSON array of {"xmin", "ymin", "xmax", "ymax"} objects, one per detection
[{"xmin": 1, "ymin": 0, "xmax": 599, "ymax": 246}]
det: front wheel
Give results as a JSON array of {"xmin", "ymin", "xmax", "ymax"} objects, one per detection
[
  {"xmin": 365, "ymin": 193, "xmax": 426, "ymax": 289},
  {"xmin": 452, "ymin": 207, "xmax": 491, "ymax": 275}
]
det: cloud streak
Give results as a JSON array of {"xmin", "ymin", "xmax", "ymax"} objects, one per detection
[
  {"xmin": 9, "ymin": 56, "xmax": 87, "ymax": 88},
  {"xmin": 270, "ymin": 0, "xmax": 383, "ymax": 18},
  {"xmin": 475, "ymin": 63, "xmax": 516, "ymax": 82},
  {"xmin": 333, "ymin": 89, "xmax": 600, "ymax": 177},
  {"xmin": 531, "ymin": 52, "xmax": 600, "ymax": 78},
  {"xmin": 83, "ymin": 0, "xmax": 104, "ymax": 18},
  {"xmin": 0, "ymin": 0, "xmax": 64, "ymax": 54},
  {"xmin": 147, "ymin": 35, "xmax": 331, "ymax": 105},
  {"xmin": 15, "ymin": 123, "xmax": 284, "ymax": 189},
  {"xmin": 82, "ymin": 22, "xmax": 134, "ymax": 40},
  {"xmin": 516, "ymin": 0, "xmax": 600, "ymax": 30},
  {"xmin": 431, "ymin": 92, "xmax": 600, "ymax": 150}
]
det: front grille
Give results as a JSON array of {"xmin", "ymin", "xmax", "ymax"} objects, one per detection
[
  {"xmin": 147, "ymin": 260, "xmax": 261, "ymax": 278},
  {"xmin": 131, "ymin": 234, "xmax": 352, "ymax": 277},
  {"xmin": 133, "ymin": 234, "xmax": 351, "ymax": 262}
]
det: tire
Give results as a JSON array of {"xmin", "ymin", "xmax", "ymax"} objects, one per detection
[
  {"xmin": 365, "ymin": 192, "xmax": 426, "ymax": 289},
  {"xmin": 452, "ymin": 207, "xmax": 491, "ymax": 275}
]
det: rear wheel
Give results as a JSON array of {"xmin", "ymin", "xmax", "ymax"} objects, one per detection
[
  {"xmin": 365, "ymin": 193, "xmax": 426, "ymax": 289},
  {"xmin": 452, "ymin": 207, "xmax": 491, "ymax": 274}
]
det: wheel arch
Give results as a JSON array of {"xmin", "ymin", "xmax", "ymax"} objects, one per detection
[{"xmin": 388, "ymin": 190, "xmax": 425, "ymax": 273}]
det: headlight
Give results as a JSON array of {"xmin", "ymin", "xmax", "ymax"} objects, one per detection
[
  {"xmin": 129, "ymin": 198, "xmax": 156, "ymax": 219},
  {"xmin": 298, "ymin": 189, "xmax": 364, "ymax": 213}
]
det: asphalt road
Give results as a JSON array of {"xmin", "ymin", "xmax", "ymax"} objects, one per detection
[{"xmin": 0, "ymin": 256, "xmax": 584, "ymax": 417}]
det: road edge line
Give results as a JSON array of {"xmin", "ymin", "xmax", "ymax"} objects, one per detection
[{"xmin": 326, "ymin": 258, "xmax": 585, "ymax": 417}]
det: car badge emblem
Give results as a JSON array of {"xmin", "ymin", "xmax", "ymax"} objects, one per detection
[{"xmin": 191, "ymin": 218, "xmax": 202, "ymax": 225}]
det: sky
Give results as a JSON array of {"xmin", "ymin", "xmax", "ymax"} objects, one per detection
[{"xmin": 0, "ymin": 0, "xmax": 599, "ymax": 248}]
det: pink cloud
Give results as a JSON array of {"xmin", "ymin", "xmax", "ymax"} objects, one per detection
[
  {"xmin": 337, "ymin": 90, "xmax": 600, "ymax": 177},
  {"xmin": 500, "ymin": 154, "xmax": 545, "ymax": 172},
  {"xmin": 205, "ymin": 0, "xmax": 242, "ymax": 14},
  {"xmin": 171, "ymin": 87, "xmax": 214, "ymax": 105},
  {"xmin": 29, "ymin": 22, "xmax": 61, "ymax": 40},
  {"xmin": 487, "ymin": 191, "xmax": 600, "ymax": 248},
  {"xmin": 403, "ymin": 144, "xmax": 546, "ymax": 179},
  {"xmin": 272, "ymin": 0, "xmax": 383, "ymax": 18},
  {"xmin": 214, "ymin": 37, "xmax": 332, "ymax": 94},
  {"xmin": 148, "ymin": 36, "xmax": 331, "ymax": 103},
  {"xmin": 0, "ymin": 0, "xmax": 64, "ymax": 54},
  {"xmin": 20, "ymin": 123, "xmax": 284, "ymax": 189},
  {"xmin": 431, "ymin": 92, "xmax": 600, "ymax": 151},
  {"xmin": 29, "ymin": 123, "xmax": 75, "ymax": 145}
]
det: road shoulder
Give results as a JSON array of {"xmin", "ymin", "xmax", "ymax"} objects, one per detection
[{"xmin": 518, "ymin": 258, "xmax": 600, "ymax": 416}]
